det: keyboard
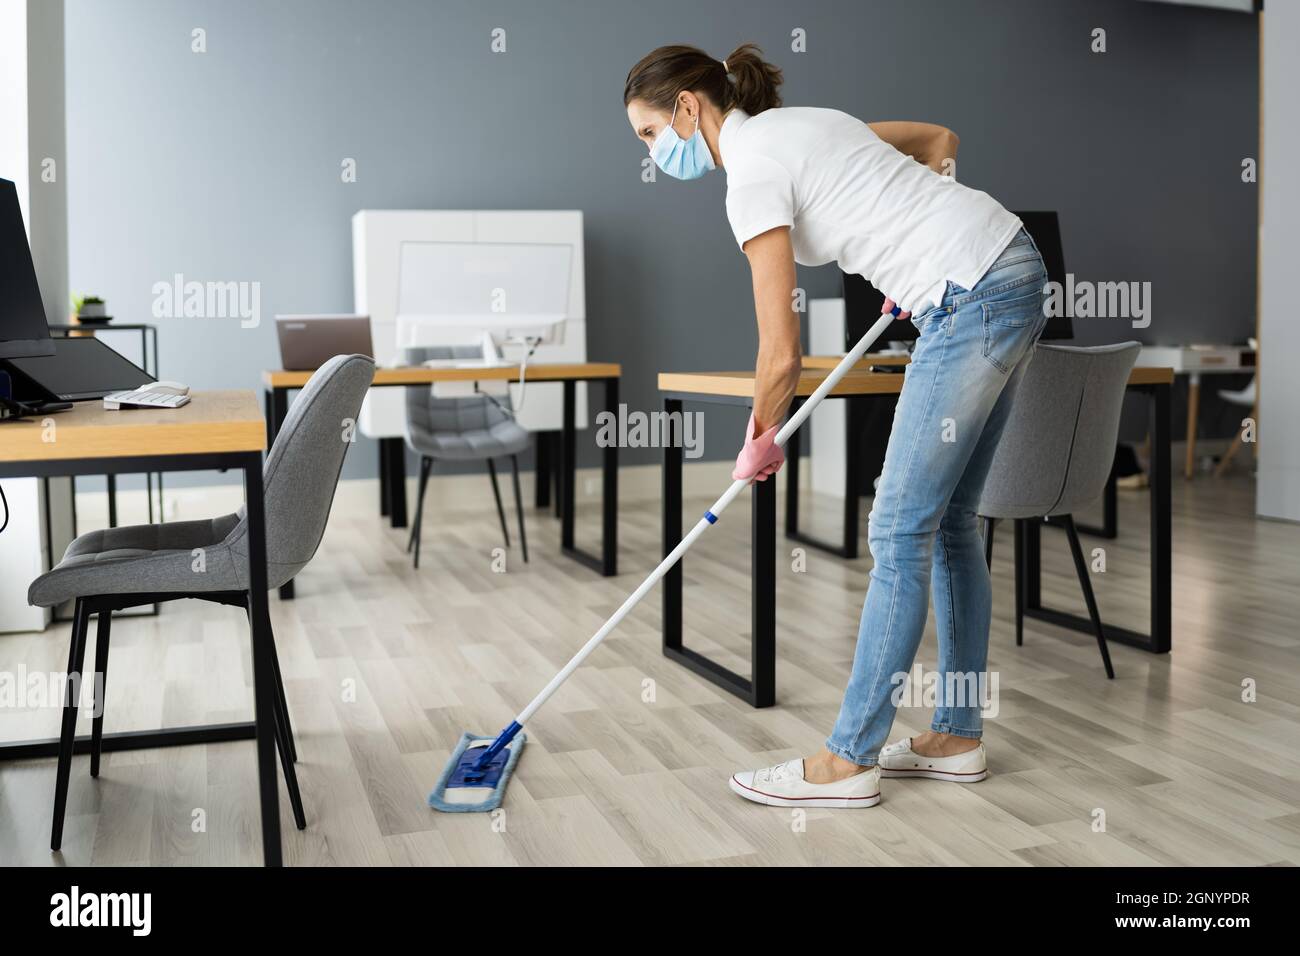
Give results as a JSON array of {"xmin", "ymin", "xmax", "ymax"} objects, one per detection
[{"xmin": 103, "ymin": 388, "xmax": 191, "ymax": 410}]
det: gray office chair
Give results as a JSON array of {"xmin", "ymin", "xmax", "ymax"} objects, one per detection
[
  {"xmin": 28, "ymin": 353, "xmax": 375, "ymax": 851},
  {"xmin": 979, "ymin": 342, "xmax": 1141, "ymax": 679},
  {"xmin": 403, "ymin": 346, "xmax": 530, "ymax": 569}
]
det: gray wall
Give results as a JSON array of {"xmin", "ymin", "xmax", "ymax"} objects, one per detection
[{"xmin": 64, "ymin": 0, "xmax": 1259, "ymax": 480}]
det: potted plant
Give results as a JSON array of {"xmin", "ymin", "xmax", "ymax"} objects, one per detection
[{"xmin": 72, "ymin": 294, "xmax": 112, "ymax": 325}]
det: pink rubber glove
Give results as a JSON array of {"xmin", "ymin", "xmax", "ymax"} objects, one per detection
[{"xmin": 732, "ymin": 413, "xmax": 785, "ymax": 482}]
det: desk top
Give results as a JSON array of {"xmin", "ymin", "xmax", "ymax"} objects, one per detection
[
  {"xmin": 801, "ymin": 354, "xmax": 908, "ymax": 369},
  {"xmin": 1137, "ymin": 345, "xmax": 1256, "ymax": 374},
  {"xmin": 0, "ymin": 390, "xmax": 265, "ymax": 463},
  {"xmin": 263, "ymin": 362, "xmax": 621, "ymax": 389},
  {"xmin": 660, "ymin": 364, "xmax": 1175, "ymax": 398}
]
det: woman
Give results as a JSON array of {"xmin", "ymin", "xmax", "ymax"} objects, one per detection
[{"xmin": 625, "ymin": 44, "xmax": 1049, "ymax": 808}]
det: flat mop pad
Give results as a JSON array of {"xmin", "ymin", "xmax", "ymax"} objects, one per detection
[{"xmin": 428, "ymin": 730, "xmax": 526, "ymax": 813}]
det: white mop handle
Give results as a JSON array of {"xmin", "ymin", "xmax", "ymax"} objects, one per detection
[{"xmin": 513, "ymin": 308, "xmax": 901, "ymax": 726}]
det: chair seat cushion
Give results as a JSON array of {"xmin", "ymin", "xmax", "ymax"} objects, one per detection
[
  {"xmin": 28, "ymin": 514, "xmax": 243, "ymax": 608},
  {"xmin": 407, "ymin": 419, "xmax": 531, "ymax": 461}
]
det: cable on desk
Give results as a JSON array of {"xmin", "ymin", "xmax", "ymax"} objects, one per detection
[{"xmin": 477, "ymin": 336, "xmax": 542, "ymax": 418}]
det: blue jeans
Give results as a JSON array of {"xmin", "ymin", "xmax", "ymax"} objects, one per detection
[{"xmin": 826, "ymin": 227, "xmax": 1049, "ymax": 765}]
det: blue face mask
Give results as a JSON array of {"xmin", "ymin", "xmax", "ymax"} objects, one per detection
[{"xmin": 650, "ymin": 99, "xmax": 716, "ymax": 180}]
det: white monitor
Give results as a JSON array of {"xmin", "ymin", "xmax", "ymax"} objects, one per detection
[{"xmin": 394, "ymin": 239, "xmax": 572, "ymax": 351}]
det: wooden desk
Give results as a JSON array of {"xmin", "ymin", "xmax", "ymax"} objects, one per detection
[
  {"xmin": 657, "ymin": 365, "xmax": 1174, "ymax": 708},
  {"xmin": 1136, "ymin": 346, "xmax": 1257, "ymax": 479},
  {"xmin": 262, "ymin": 362, "xmax": 622, "ymax": 597},
  {"xmin": 0, "ymin": 391, "xmax": 283, "ymax": 866}
]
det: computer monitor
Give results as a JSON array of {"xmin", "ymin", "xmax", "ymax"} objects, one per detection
[
  {"xmin": 0, "ymin": 178, "xmax": 54, "ymax": 358},
  {"xmin": 393, "ymin": 239, "xmax": 571, "ymax": 352},
  {"xmin": 1014, "ymin": 210, "xmax": 1073, "ymax": 341},
  {"xmin": 842, "ymin": 272, "xmax": 914, "ymax": 353},
  {"xmin": 3, "ymin": 336, "xmax": 155, "ymax": 402},
  {"xmin": 843, "ymin": 210, "xmax": 1074, "ymax": 349}
]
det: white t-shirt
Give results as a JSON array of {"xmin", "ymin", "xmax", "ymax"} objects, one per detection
[{"xmin": 720, "ymin": 107, "xmax": 1022, "ymax": 315}]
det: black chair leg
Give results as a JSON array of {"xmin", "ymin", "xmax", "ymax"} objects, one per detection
[
  {"xmin": 1062, "ymin": 514, "xmax": 1116, "ymax": 679},
  {"xmin": 90, "ymin": 609, "xmax": 112, "ymax": 778},
  {"xmin": 487, "ymin": 458, "xmax": 510, "ymax": 548},
  {"xmin": 410, "ymin": 456, "xmax": 432, "ymax": 568},
  {"xmin": 982, "ymin": 516, "xmax": 995, "ymax": 570},
  {"xmin": 1014, "ymin": 519, "xmax": 1025, "ymax": 647},
  {"xmin": 266, "ymin": 624, "xmax": 296, "ymax": 763},
  {"xmin": 246, "ymin": 599, "xmax": 306, "ymax": 830},
  {"xmin": 52, "ymin": 598, "xmax": 91, "ymax": 851},
  {"xmin": 510, "ymin": 455, "xmax": 529, "ymax": 563}
]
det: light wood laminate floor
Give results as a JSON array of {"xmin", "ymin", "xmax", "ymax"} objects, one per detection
[{"xmin": 1, "ymin": 474, "xmax": 1297, "ymax": 866}]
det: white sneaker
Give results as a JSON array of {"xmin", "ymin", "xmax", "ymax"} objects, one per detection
[
  {"xmin": 878, "ymin": 737, "xmax": 988, "ymax": 782},
  {"xmin": 729, "ymin": 758, "xmax": 881, "ymax": 808}
]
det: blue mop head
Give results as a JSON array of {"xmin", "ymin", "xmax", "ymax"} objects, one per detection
[{"xmin": 428, "ymin": 730, "xmax": 527, "ymax": 813}]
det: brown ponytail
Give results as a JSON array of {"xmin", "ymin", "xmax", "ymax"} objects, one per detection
[
  {"xmin": 722, "ymin": 43, "xmax": 783, "ymax": 114},
  {"xmin": 623, "ymin": 42, "xmax": 783, "ymax": 116}
]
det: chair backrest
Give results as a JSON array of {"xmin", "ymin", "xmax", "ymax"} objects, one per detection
[
  {"xmin": 403, "ymin": 345, "xmax": 513, "ymax": 441},
  {"xmin": 978, "ymin": 342, "xmax": 1140, "ymax": 519},
  {"xmin": 227, "ymin": 353, "xmax": 374, "ymax": 588}
]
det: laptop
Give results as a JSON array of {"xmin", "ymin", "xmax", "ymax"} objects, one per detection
[
  {"xmin": 275, "ymin": 314, "xmax": 373, "ymax": 371},
  {"xmin": 3, "ymin": 336, "xmax": 154, "ymax": 402}
]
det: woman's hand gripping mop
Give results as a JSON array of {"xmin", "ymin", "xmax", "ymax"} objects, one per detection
[{"xmin": 428, "ymin": 307, "xmax": 904, "ymax": 811}]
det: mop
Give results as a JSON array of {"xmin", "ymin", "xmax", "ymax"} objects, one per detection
[{"xmin": 429, "ymin": 306, "xmax": 903, "ymax": 812}]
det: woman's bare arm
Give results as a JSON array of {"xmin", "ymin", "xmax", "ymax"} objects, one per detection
[
  {"xmin": 868, "ymin": 121, "xmax": 959, "ymax": 174},
  {"xmin": 742, "ymin": 226, "xmax": 802, "ymax": 435}
]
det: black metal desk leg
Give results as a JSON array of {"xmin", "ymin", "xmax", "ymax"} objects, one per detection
[
  {"xmin": 662, "ymin": 399, "xmax": 683, "ymax": 656},
  {"xmin": 784, "ymin": 398, "xmax": 803, "ymax": 537},
  {"xmin": 561, "ymin": 381, "xmax": 577, "ymax": 550},
  {"xmin": 1024, "ymin": 516, "xmax": 1042, "ymax": 612},
  {"xmin": 242, "ymin": 453, "xmax": 283, "ymax": 867},
  {"xmin": 601, "ymin": 377, "xmax": 619, "ymax": 576},
  {"xmin": 751, "ymin": 473, "xmax": 776, "ymax": 707},
  {"xmin": 263, "ymin": 390, "xmax": 275, "ymax": 448},
  {"xmin": 553, "ymin": 431, "xmax": 563, "ymax": 519},
  {"xmin": 660, "ymin": 395, "xmax": 774, "ymax": 708},
  {"xmin": 379, "ymin": 441, "xmax": 390, "ymax": 517},
  {"xmin": 383, "ymin": 438, "xmax": 407, "ymax": 528},
  {"xmin": 841, "ymin": 396, "xmax": 862, "ymax": 559},
  {"xmin": 1013, "ymin": 518, "xmax": 1025, "ymax": 646},
  {"xmin": 535, "ymin": 430, "xmax": 551, "ymax": 509},
  {"xmin": 554, "ymin": 379, "xmax": 619, "ymax": 576},
  {"xmin": 106, "ymin": 475, "xmax": 118, "ymax": 528},
  {"xmin": 1150, "ymin": 383, "xmax": 1172, "ymax": 653}
]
